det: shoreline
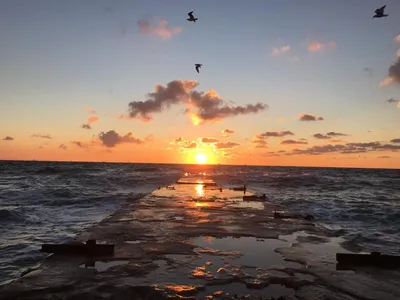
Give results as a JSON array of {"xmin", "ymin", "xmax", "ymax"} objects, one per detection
[{"xmin": 1, "ymin": 176, "xmax": 399, "ymax": 299}]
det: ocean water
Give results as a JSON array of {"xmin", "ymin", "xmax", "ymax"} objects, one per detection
[{"xmin": 0, "ymin": 161, "xmax": 399, "ymax": 286}]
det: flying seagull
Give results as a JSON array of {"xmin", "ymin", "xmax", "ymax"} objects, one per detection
[
  {"xmin": 195, "ymin": 64, "xmax": 202, "ymax": 73},
  {"xmin": 373, "ymin": 5, "xmax": 388, "ymax": 18},
  {"xmin": 187, "ymin": 11, "xmax": 198, "ymax": 22}
]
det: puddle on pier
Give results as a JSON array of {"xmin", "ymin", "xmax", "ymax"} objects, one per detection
[
  {"xmin": 122, "ymin": 237, "xmax": 302, "ymax": 299},
  {"xmin": 190, "ymin": 236, "xmax": 300, "ymax": 270},
  {"xmin": 79, "ymin": 260, "xmax": 129, "ymax": 272}
]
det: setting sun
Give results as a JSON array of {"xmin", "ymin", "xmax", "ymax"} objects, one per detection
[{"xmin": 195, "ymin": 153, "xmax": 207, "ymax": 164}]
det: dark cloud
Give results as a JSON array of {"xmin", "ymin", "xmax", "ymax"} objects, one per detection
[
  {"xmin": 32, "ymin": 134, "xmax": 52, "ymax": 139},
  {"xmin": 387, "ymin": 98, "xmax": 398, "ymax": 103},
  {"xmin": 171, "ymin": 137, "xmax": 185, "ymax": 145},
  {"xmin": 82, "ymin": 124, "xmax": 91, "ymax": 130},
  {"xmin": 59, "ymin": 144, "xmax": 67, "ymax": 150},
  {"xmin": 128, "ymin": 80, "xmax": 267, "ymax": 124},
  {"xmin": 281, "ymin": 139, "xmax": 308, "ymax": 145},
  {"xmin": 313, "ymin": 133, "xmax": 329, "ymax": 139},
  {"xmin": 215, "ymin": 142, "xmax": 239, "ymax": 149},
  {"xmin": 71, "ymin": 141, "xmax": 85, "ymax": 148},
  {"xmin": 388, "ymin": 57, "xmax": 400, "ymax": 85},
  {"xmin": 221, "ymin": 129, "xmax": 234, "ymax": 135},
  {"xmin": 185, "ymin": 142, "xmax": 197, "ymax": 149},
  {"xmin": 261, "ymin": 131, "xmax": 294, "ymax": 138},
  {"xmin": 188, "ymin": 89, "xmax": 267, "ymax": 124},
  {"xmin": 283, "ymin": 141, "xmax": 400, "ymax": 156},
  {"xmin": 252, "ymin": 139, "xmax": 268, "ymax": 149},
  {"xmin": 201, "ymin": 137, "xmax": 219, "ymax": 143},
  {"xmin": 326, "ymin": 132, "xmax": 348, "ymax": 137},
  {"xmin": 98, "ymin": 130, "xmax": 143, "ymax": 148},
  {"xmin": 299, "ymin": 114, "xmax": 324, "ymax": 121},
  {"xmin": 391, "ymin": 138, "xmax": 400, "ymax": 143},
  {"xmin": 3, "ymin": 136, "xmax": 14, "ymax": 141},
  {"xmin": 314, "ymin": 132, "xmax": 347, "ymax": 139},
  {"xmin": 377, "ymin": 156, "xmax": 391, "ymax": 159}
]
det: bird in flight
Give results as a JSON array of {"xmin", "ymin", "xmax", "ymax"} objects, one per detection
[
  {"xmin": 373, "ymin": 5, "xmax": 388, "ymax": 18},
  {"xmin": 195, "ymin": 64, "xmax": 202, "ymax": 73},
  {"xmin": 187, "ymin": 11, "xmax": 198, "ymax": 22}
]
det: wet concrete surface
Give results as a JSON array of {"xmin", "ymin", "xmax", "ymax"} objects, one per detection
[{"xmin": 1, "ymin": 176, "xmax": 399, "ymax": 299}]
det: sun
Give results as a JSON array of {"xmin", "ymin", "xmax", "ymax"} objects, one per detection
[{"xmin": 195, "ymin": 153, "xmax": 207, "ymax": 164}]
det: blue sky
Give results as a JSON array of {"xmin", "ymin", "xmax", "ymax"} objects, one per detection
[{"xmin": 0, "ymin": 0, "xmax": 399, "ymax": 167}]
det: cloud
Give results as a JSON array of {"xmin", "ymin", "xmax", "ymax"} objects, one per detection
[
  {"xmin": 329, "ymin": 139, "xmax": 343, "ymax": 143},
  {"xmin": 71, "ymin": 141, "xmax": 85, "ymax": 148},
  {"xmin": 59, "ymin": 144, "xmax": 67, "ymax": 150},
  {"xmin": 2, "ymin": 136, "xmax": 14, "ymax": 141},
  {"xmin": 380, "ymin": 76, "xmax": 394, "ymax": 87},
  {"xmin": 271, "ymin": 45, "xmax": 291, "ymax": 56},
  {"xmin": 32, "ymin": 134, "xmax": 52, "ymax": 139},
  {"xmin": 128, "ymin": 80, "xmax": 267, "ymax": 124},
  {"xmin": 378, "ymin": 156, "xmax": 391, "ymax": 159},
  {"xmin": 398, "ymin": 103, "xmax": 400, "ymax": 109},
  {"xmin": 327, "ymin": 132, "xmax": 347, "ymax": 137},
  {"xmin": 185, "ymin": 142, "xmax": 197, "ymax": 149},
  {"xmin": 314, "ymin": 132, "xmax": 347, "ymax": 139},
  {"xmin": 284, "ymin": 141, "xmax": 400, "ymax": 156},
  {"xmin": 251, "ymin": 135, "xmax": 268, "ymax": 148},
  {"xmin": 82, "ymin": 124, "xmax": 91, "ymax": 130},
  {"xmin": 98, "ymin": 130, "xmax": 144, "ymax": 148},
  {"xmin": 85, "ymin": 107, "xmax": 96, "ymax": 114},
  {"xmin": 260, "ymin": 131, "xmax": 294, "ymax": 138},
  {"xmin": 145, "ymin": 134, "xmax": 154, "ymax": 142},
  {"xmin": 138, "ymin": 19, "xmax": 183, "ymax": 40},
  {"xmin": 381, "ymin": 57, "xmax": 400, "ymax": 86},
  {"xmin": 308, "ymin": 40, "xmax": 336, "ymax": 52},
  {"xmin": 215, "ymin": 142, "xmax": 239, "ymax": 149},
  {"xmin": 82, "ymin": 112, "xmax": 99, "ymax": 129},
  {"xmin": 171, "ymin": 137, "xmax": 185, "ymax": 145},
  {"xmin": 390, "ymin": 138, "xmax": 400, "ymax": 143},
  {"xmin": 221, "ymin": 129, "xmax": 234, "ymax": 136},
  {"xmin": 395, "ymin": 35, "xmax": 400, "ymax": 44},
  {"xmin": 281, "ymin": 139, "xmax": 308, "ymax": 145},
  {"xmin": 313, "ymin": 133, "xmax": 329, "ymax": 139},
  {"xmin": 397, "ymin": 50, "xmax": 400, "ymax": 58},
  {"xmin": 387, "ymin": 98, "xmax": 398, "ymax": 103},
  {"xmin": 201, "ymin": 137, "xmax": 219, "ymax": 143},
  {"xmin": 299, "ymin": 114, "xmax": 324, "ymax": 121}
]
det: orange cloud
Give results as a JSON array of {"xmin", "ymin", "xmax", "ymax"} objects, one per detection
[
  {"xmin": 308, "ymin": 40, "xmax": 336, "ymax": 52},
  {"xmin": 138, "ymin": 19, "xmax": 183, "ymax": 40},
  {"xmin": 88, "ymin": 116, "xmax": 99, "ymax": 124},
  {"xmin": 395, "ymin": 35, "xmax": 400, "ymax": 44},
  {"xmin": 380, "ymin": 76, "xmax": 394, "ymax": 87},
  {"xmin": 271, "ymin": 45, "xmax": 291, "ymax": 56}
]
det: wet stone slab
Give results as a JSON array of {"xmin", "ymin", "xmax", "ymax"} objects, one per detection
[{"xmin": 1, "ymin": 177, "xmax": 399, "ymax": 300}]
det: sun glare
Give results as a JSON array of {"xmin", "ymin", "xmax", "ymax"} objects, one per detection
[{"xmin": 195, "ymin": 153, "xmax": 207, "ymax": 164}]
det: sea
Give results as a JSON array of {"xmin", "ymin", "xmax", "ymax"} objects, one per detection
[{"xmin": 0, "ymin": 160, "xmax": 399, "ymax": 286}]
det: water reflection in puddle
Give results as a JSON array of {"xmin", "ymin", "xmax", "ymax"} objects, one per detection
[
  {"xmin": 79, "ymin": 260, "xmax": 129, "ymax": 272},
  {"xmin": 190, "ymin": 236, "xmax": 300, "ymax": 270}
]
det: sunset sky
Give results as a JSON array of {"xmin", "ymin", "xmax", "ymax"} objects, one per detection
[{"xmin": 1, "ymin": 0, "xmax": 400, "ymax": 168}]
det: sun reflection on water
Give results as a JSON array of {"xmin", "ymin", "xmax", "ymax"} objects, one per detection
[{"xmin": 195, "ymin": 184, "xmax": 204, "ymax": 197}]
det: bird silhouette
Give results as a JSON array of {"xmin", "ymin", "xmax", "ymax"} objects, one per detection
[
  {"xmin": 187, "ymin": 11, "xmax": 198, "ymax": 22},
  {"xmin": 373, "ymin": 5, "xmax": 388, "ymax": 18},
  {"xmin": 195, "ymin": 64, "xmax": 202, "ymax": 73}
]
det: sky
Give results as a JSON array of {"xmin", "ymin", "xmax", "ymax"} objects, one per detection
[{"xmin": 0, "ymin": 0, "xmax": 400, "ymax": 168}]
